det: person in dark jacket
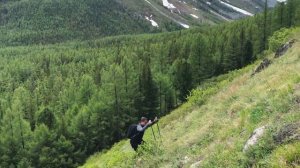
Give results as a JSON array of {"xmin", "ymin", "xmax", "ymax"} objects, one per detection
[{"xmin": 129, "ymin": 117, "xmax": 157, "ymax": 151}]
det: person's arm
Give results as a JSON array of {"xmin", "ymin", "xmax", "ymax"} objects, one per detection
[
  {"xmin": 136, "ymin": 118, "xmax": 159, "ymax": 132},
  {"xmin": 136, "ymin": 121, "xmax": 152, "ymax": 132}
]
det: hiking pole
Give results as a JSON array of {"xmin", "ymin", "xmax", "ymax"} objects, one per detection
[
  {"xmin": 156, "ymin": 122, "xmax": 162, "ymax": 138},
  {"xmin": 156, "ymin": 122, "xmax": 164, "ymax": 146},
  {"xmin": 150, "ymin": 126, "xmax": 157, "ymax": 141}
]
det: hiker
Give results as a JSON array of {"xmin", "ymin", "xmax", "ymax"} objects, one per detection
[{"xmin": 127, "ymin": 117, "xmax": 158, "ymax": 151}]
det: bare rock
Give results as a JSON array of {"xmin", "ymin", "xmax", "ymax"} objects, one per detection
[
  {"xmin": 243, "ymin": 126, "xmax": 266, "ymax": 152},
  {"xmin": 251, "ymin": 59, "xmax": 271, "ymax": 76},
  {"xmin": 274, "ymin": 122, "xmax": 300, "ymax": 144},
  {"xmin": 275, "ymin": 39, "xmax": 296, "ymax": 58}
]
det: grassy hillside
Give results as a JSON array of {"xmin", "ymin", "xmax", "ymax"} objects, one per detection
[
  {"xmin": 0, "ymin": 1, "xmax": 299, "ymax": 167},
  {"xmin": 82, "ymin": 30, "xmax": 300, "ymax": 168}
]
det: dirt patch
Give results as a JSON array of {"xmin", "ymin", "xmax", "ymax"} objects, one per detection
[
  {"xmin": 251, "ymin": 59, "xmax": 272, "ymax": 76},
  {"xmin": 274, "ymin": 122, "xmax": 300, "ymax": 144},
  {"xmin": 275, "ymin": 39, "xmax": 297, "ymax": 58}
]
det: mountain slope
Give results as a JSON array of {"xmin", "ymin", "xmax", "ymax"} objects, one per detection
[
  {"xmin": 82, "ymin": 29, "xmax": 300, "ymax": 168},
  {"xmin": 0, "ymin": 0, "xmax": 277, "ymax": 46},
  {"xmin": 0, "ymin": 0, "xmax": 157, "ymax": 45}
]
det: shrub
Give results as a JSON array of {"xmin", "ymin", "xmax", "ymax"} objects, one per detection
[{"xmin": 268, "ymin": 28, "xmax": 292, "ymax": 52}]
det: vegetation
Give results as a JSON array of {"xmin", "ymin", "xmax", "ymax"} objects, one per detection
[
  {"xmin": 83, "ymin": 28, "xmax": 300, "ymax": 168},
  {"xmin": 0, "ymin": 0, "xmax": 299, "ymax": 167},
  {"xmin": 0, "ymin": 0, "xmax": 158, "ymax": 46}
]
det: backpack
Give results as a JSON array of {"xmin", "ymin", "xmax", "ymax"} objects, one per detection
[{"xmin": 127, "ymin": 124, "xmax": 137, "ymax": 139}]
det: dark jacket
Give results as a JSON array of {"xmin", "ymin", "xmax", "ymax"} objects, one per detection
[{"xmin": 130, "ymin": 121, "xmax": 156, "ymax": 150}]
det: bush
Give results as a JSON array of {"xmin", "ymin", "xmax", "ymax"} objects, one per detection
[{"xmin": 268, "ymin": 28, "xmax": 292, "ymax": 52}]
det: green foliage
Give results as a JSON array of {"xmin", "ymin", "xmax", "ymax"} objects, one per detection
[
  {"xmin": 266, "ymin": 142, "xmax": 300, "ymax": 168},
  {"xmin": 268, "ymin": 28, "xmax": 292, "ymax": 51},
  {"xmin": 0, "ymin": 0, "xmax": 155, "ymax": 46},
  {"xmin": 188, "ymin": 68, "xmax": 248, "ymax": 106},
  {"xmin": 0, "ymin": 0, "xmax": 299, "ymax": 167},
  {"xmin": 37, "ymin": 107, "xmax": 56, "ymax": 129},
  {"xmin": 243, "ymin": 129, "xmax": 276, "ymax": 167},
  {"xmin": 249, "ymin": 105, "xmax": 266, "ymax": 124},
  {"xmin": 83, "ymin": 26, "xmax": 300, "ymax": 168}
]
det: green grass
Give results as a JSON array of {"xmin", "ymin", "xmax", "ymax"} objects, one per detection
[{"xmin": 82, "ymin": 31, "xmax": 300, "ymax": 168}]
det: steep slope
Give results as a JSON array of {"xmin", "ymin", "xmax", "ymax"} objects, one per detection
[
  {"xmin": 82, "ymin": 29, "xmax": 300, "ymax": 168},
  {"xmin": 0, "ymin": 0, "xmax": 158, "ymax": 46},
  {"xmin": 122, "ymin": 0, "xmax": 278, "ymax": 29},
  {"xmin": 0, "ymin": 0, "xmax": 277, "ymax": 46}
]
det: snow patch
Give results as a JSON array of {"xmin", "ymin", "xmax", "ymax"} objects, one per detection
[
  {"xmin": 145, "ymin": 16, "xmax": 159, "ymax": 27},
  {"xmin": 243, "ymin": 126, "xmax": 266, "ymax": 152},
  {"xmin": 192, "ymin": 7, "xmax": 199, "ymax": 11},
  {"xmin": 180, "ymin": 23, "xmax": 190, "ymax": 29},
  {"xmin": 144, "ymin": 0, "xmax": 151, "ymax": 4},
  {"xmin": 277, "ymin": 0, "xmax": 287, "ymax": 2},
  {"xmin": 206, "ymin": 1, "xmax": 211, "ymax": 5},
  {"xmin": 178, "ymin": 1, "xmax": 187, "ymax": 4},
  {"xmin": 162, "ymin": 0, "xmax": 176, "ymax": 9},
  {"xmin": 219, "ymin": 0, "xmax": 254, "ymax": 16},
  {"xmin": 190, "ymin": 14, "xmax": 199, "ymax": 19}
]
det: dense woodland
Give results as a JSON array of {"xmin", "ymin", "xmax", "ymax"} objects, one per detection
[
  {"xmin": 0, "ymin": 0, "xmax": 174, "ymax": 46},
  {"xmin": 0, "ymin": 0, "xmax": 300, "ymax": 167}
]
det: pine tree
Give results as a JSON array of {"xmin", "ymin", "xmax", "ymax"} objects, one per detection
[
  {"xmin": 244, "ymin": 40, "xmax": 254, "ymax": 64},
  {"xmin": 37, "ymin": 107, "xmax": 56, "ymax": 129},
  {"xmin": 139, "ymin": 60, "xmax": 158, "ymax": 118},
  {"xmin": 78, "ymin": 75, "xmax": 96, "ymax": 105},
  {"xmin": 223, "ymin": 33, "xmax": 239, "ymax": 72},
  {"xmin": 189, "ymin": 35, "xmax": 209, "ymax": 85},
  {"xmin": 173, "ymin": 58, "xmax": 193, "ymax": 102},
  {"xmin": 262, "ymin": 0, "xmax": 268, "ymax": 50}
]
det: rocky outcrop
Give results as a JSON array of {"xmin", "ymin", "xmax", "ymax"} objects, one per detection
[
  {"xmin": 252, "ymin": 39, "xmax": 297, "ymax": 76},
  {"xmin": 251, "ymin": 59, "xmax": 272, "ymax": 76},
  {"xmin": 243, "ymin": 126, "xmax": 266, "ymax": 152},
  {"xmin": 274, "ymin": 122, "xmax": 300, "ymax": 144},
  {"xmin": 274, "ymin": 39, "xmax": 296, "ymax": 58}
]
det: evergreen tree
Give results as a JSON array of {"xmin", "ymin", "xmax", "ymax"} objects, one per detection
[
  {"xmin": 139, "ymin": 61, "xmax": 158, "ymax": 118},
  {"xmin": 37, "ymin": 107, "xmax": 56, "ymax": 129},
  {"xmin": 173, "ymin": 58, "xmax": 193, "ymax": 101},
  {"xmin": 244, "ymin": 40, "xmax": 254, "ymax": 64},
  {"xmin": 189, "ymin": 35, "xmax": 209, "ymax": 85},
  {"xmin": 223, "ymin": 33, "xmax": 239, "ymax": 72}
]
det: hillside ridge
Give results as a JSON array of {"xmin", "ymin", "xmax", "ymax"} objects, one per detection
[
  {"xmin": 0, "ymin": 0, "xmax": 276, "ymax": 46},
  {"xmin": 82, "ymin": 29, "xmax": 300, "ymax": 168}
]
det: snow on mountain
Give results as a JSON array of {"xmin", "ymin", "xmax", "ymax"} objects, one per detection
[
  {"xmin": 162, "ymin": 0, "xmax": 176, "ymax": 9},
  {"xmin": 145, "ymin": 16, "xmax": 159, "ymax": 27},
  {"xmin": 180, "ymin": 23, "xmax": 190, "ymax": 28},
  {"xmin": 190, "ymin": 14, "xmax": 199, "ymax": 19},
  {"xmin": 219, "ymin": 0, "xmax": 254, "ymax": 16}
]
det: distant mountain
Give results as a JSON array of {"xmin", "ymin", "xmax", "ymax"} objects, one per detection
[{"xmin": 0, "ymin": 0, "xmax": 278, "ymax": 45}]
